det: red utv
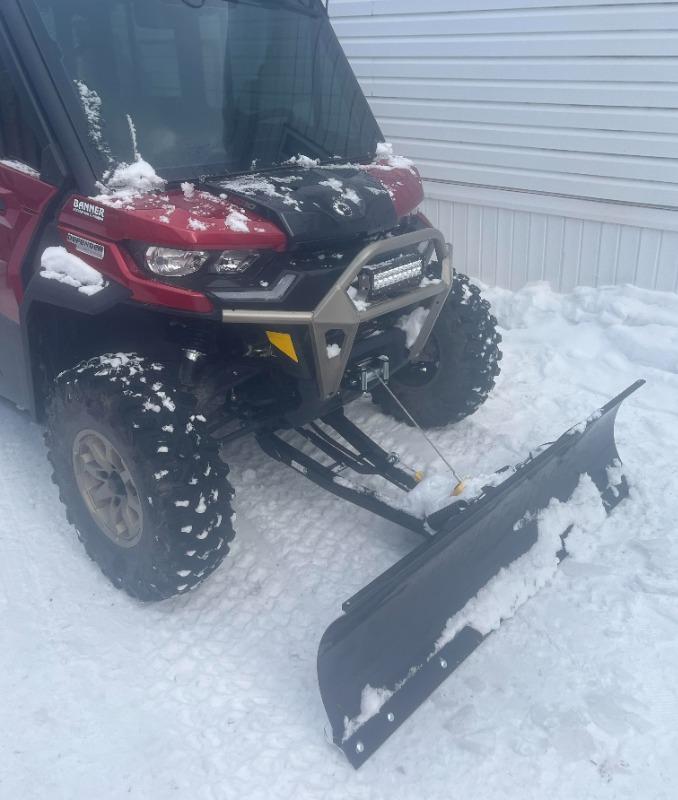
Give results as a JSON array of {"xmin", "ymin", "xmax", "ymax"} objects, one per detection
[{"xmin": 3, "ymin": 0, "xmax": 637, "ymax": 768}]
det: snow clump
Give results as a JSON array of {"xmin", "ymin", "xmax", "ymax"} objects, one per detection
[
  {"xmin": 40, "ymin": 247, "xmax": 106, "ymax": 296},
  {"xmin": 397, "ymin": 305, "xmax": 430, "ymax": 348},
  {"xmin": 225, "ymin": 209, "xmax": 250, "ymax": 233}
]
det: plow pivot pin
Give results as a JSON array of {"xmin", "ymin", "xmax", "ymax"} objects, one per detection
[
  {"xmin": 440, "ymin": 658, "xmax": 448, "ymax": 669},
  {"xmin": 387, "ymin": 713, "xmax": 395, "ymax": 722},
  {"xmin": 355, "ymin": 741, "xmax": 364, "ymax": 753}
]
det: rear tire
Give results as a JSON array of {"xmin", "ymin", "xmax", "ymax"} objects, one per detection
[
  {"xmin": 45, "ymin": 353, "xmax": 235, "ymax": 601},
  {"xmin": 373, "ymin": 273, "xmax": 502, "ymax": 429}
]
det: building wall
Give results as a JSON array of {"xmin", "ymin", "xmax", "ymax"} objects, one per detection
[{"xmin": 331, "ymin": 0, "xmax": 678, "ymax": 290}]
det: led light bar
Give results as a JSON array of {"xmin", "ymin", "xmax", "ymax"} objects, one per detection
[{"xmin": 358, "ymin": 255, "xmax": 424, "ymax": 298}]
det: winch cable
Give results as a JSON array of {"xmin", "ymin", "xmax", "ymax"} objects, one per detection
[{"xmin": 375, "ymin": 375, "xmax": 466, "ymax": 495}]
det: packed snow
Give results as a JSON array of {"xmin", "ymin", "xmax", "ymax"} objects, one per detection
[
  {"xmin": 343, "ymin": 685, "xmax": 394, "ymax": 741},
  {"xmin": 2, "ymin": 280, "xmax": 678, "ymax": 799},
  {"xmin": 95, "ymin": 115, "xmax": 166, "ymax": 203},
  {"xmin": 98, "ymin": 156, "xmax": 166, "ymax": 203},
  {"xmin": 40, "ymin": 246, "xmax": 106, "ymax": 295}
]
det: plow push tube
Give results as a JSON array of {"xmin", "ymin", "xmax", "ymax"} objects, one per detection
[{"xmin": 318, "ymin": 380, "xmax": 644, "ymax": 768}]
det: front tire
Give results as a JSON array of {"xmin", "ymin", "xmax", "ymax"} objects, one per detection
[
  {"xmin": 45, "ymin": 353, "xmax": 235, "ymax": 601},
  {"xmin": 373, "ymin": 273, "xmax": 502, "ymax": 429}
]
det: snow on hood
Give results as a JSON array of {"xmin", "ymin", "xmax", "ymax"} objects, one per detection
[{"xmin": 96, "ymin": 156, "xmax": 167, "ymax": 206}]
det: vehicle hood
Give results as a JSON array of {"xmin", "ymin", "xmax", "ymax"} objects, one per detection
[
  {"xmin": 62, "ymin": 160, "xmax": 423, "ymax": 252},
  {"xmin": 209, "ymin": 160, "xmax": 424, "ymax": 247}
]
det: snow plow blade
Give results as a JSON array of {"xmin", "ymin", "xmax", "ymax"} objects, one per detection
[{"xmin": 317, "ymin": 380, "xmax": 644, "ymax": 768}]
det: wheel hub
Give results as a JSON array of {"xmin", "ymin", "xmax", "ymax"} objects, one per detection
[{"xmin": 72, "ymin": 430, "xmax": 144, "ymax": 548}]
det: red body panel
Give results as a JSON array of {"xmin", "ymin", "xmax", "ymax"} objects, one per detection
[
  {"xmin": 364, "ymin": 163, "xmax": 424, "ymax": 219},
  {"xmin": 0, "ymin": 163, "xmax": 58, "ymax": 321}
]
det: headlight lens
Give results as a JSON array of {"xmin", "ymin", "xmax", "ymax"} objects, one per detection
[
  {"xmin": 211, "ymin": 251, "xmax": 260, "ymax": 274},
  {"xmin": 145, "ymin": 247, "xmax": 209, "ymax": 277}
]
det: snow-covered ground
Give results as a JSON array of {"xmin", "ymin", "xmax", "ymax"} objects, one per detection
[{"xmin": 2, "ymin": 281, "xmax": 678, "ymax": 800}]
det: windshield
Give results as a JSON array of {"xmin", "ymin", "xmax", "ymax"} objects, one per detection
[{"xmin": 22, "ymin": 0, "xmax": 383, "ymax": 182}]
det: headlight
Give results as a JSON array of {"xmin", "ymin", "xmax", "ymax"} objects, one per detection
[
  {"xmin": 211, "ymin": 251, "xmax": 259, "ymax": 274},
  {"xmin": 145, "ymin": 247, "xmax": 209, "ymax": 277}
]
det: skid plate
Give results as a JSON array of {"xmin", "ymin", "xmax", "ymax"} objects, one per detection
[{"xmin": 317, "ymin": 380, "xmax": 644, "ymax": 767}]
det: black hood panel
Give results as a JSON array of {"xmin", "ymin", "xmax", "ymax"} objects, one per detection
[{"xmin": 213, "ymin": 166, "xmax": 398, "ymax": 248}]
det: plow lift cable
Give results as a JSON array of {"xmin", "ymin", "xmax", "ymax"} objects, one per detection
[{"xmin": 375, "ymin": 375, "xmax": 466, "ymax": 494}]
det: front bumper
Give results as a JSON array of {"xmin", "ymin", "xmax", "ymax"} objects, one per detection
[{"xmin": 220, "ymin": 228, "xmax": 452, "ymax": 399}]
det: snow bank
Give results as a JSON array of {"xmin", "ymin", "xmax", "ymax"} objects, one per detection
[
  {"xmin": 488, "ymin": 282, "xmax": 678, "ymax": 374},
  {"xmin": 40, "ymin": 246, "xmax": 106, "ymax": 295},
  {"xmin": 489, "ymin": 281, "xmax": 678, "ymax": 332}
]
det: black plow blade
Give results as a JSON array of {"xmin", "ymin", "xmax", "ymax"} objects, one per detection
[{"xmin": 318, "ymin": 380, "xmax": 644, "ymax": 768}]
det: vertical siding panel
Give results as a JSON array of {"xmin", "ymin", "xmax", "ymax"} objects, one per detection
[
  {"xmin": 635, "ymin": 229, "xmax": 662, "ymax": 289},
  {"xmin": 415, "ymin": 198, "xmax": 675, "ymax": 291},
  {"xmin": 466, "ymin": 205, "xmax": 483, "ymax": 281},
  {"xmin": 452, "ymin": 203, "xmax": 468, "ymax": 275},
  {"xmin": 480, "ymin": 206, "xmax": 499, "ymax": 286},
  {"xmin": 509, "ymin": 211, "xmax": 530, "ymax": 289},
  {"xmin": 496, "ymin": 208, "xmax": 514, "ymax": 288},
  {"xmin": 579, "ymin": 220, "xmax": 602, "ymax": 287},
  {"xmin": 616, "ymin": 226, "xmax": 642, "ymax": 284},
  {"xmin": 422, "ymin": 198, "xmax": 439, "ymax": 228},
  {"xmin": 597, "ymin": 224, "xmax": 621, "ymax": 285},
  {"xmin": 527, "ymin": 214, "xmax": 547, "ymax": 284},
  {"xmin": 560, "ymin": 219, "xmax": 583, "ymax": 292},
  {"xmin": 543, "ymin": 216, "xmax": 565, "ymax": 289},
  {"xmin": 655, "ymin": 232, "xmax": 678, "ymax": 291}
]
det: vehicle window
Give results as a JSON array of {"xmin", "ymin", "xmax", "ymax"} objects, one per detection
[
  {"xmin": 21, "ymin": 0, "xmax": 382, "ymax": 182},
  {"xmin": 0, "ymin": 52, "xmax": 42, "ymax": 172}
]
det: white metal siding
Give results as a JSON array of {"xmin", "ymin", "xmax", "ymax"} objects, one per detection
[
  {"xmin": 422, "ymin": 191, "xmax": 678, "ymax": 291},
  {"xmin": 331, "ymin": 1, "xmax": 678, "ymax": 289}
]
